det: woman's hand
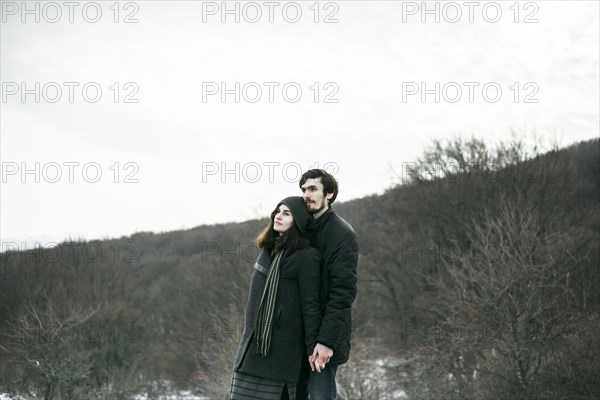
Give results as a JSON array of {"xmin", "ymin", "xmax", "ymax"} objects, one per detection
[{"xmin": 309, "ymin": 343, "xmax": 333, "ymax": 373}]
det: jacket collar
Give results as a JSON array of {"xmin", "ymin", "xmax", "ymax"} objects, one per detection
[
  {"xmin": 309, "ymin": 206, "xmax": 335, "ymax": 233},
  {"xmin": 253, "ymin": 248, "xmax": 273, "ymax": 275}
]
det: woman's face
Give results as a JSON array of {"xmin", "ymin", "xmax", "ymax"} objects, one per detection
[{"xmin": 273, "ymin": 204, "xmax": 294, "ymax": 233}]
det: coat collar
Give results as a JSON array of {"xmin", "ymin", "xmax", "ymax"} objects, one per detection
[
  {"xmin": 253, "ymin": 248, "xmax": 273, "ymax": 275},
  {"xmin": 309, "ymin": 206, "xmax": 335, "ymax": 233}
]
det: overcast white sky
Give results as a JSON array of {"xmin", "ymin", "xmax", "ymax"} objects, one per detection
[{"xmin": 1, "ymin": 0, "xmax": 599, "ymax": 249}]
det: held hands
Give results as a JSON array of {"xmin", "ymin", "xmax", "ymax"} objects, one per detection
[{"xmin": 308, "ymin": 343, "xmax": 334, "ymax": 373}]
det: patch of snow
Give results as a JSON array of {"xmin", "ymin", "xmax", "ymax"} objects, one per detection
[
  {"xmin": 375, "ymin": 356, "xmax": 405, "ymax": 368},
  {"xmin": 133, "ymin": 391, "xmax": 208, "ymax": 400}
]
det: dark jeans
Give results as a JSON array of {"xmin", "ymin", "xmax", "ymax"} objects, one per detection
[{"xmin": 297, "ymin": 358, "xmax": 338, "ymax": 400}]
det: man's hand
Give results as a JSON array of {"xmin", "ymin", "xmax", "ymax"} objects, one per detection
[{"xmin": 309, "ymin": 343, "xmax": 333, "ymax": 373}]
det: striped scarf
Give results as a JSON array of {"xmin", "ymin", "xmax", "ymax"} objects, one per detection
[{"xmin": 254, "ymin": 250, "xmax": 284, "ymax": 357}]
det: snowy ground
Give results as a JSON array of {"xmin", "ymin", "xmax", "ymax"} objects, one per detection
[
  {"xmin": 373, "ymin": 357, "xmax": 408, "ymax": 399},
  {"xmin": 336, "ymin": 356, "xmax": 409, "ymax": 399},
  {"xmin": 2, "ymin": 358, "xmax": 407, "ymax": 400},
  {"xmin": 133, "ymin": 391, "xmax": 207, "ymax": 400}
]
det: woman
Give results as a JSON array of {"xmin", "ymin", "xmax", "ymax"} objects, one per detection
[{"xmin": 229, "ymin": 196, "xmax": 321, "ymax": 400}]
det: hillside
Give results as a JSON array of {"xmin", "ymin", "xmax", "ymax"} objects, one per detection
[{"xmin": 1, "ymin": 138, "xmax": 598, "ymax": 399}]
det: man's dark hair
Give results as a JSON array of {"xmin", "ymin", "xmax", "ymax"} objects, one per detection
[
  {"xmin": 299, "ymin": 169, "xmax": 339, "ymax": 205},
  {"xmin": 256, "ymin": 206, "xmax": 310, "ymax": 253}
]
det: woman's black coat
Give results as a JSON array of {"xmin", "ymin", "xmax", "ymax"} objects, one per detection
[{"xmin": 233, "ymin": 246, "xmax": 321, "ymax": 383}]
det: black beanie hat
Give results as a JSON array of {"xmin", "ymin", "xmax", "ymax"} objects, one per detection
[{"xmin": 279, "ymin": 196, "xmax": 312, "ymax": 234}]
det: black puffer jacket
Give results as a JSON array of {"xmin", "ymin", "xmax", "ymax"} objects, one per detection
[
  {"xmin": 309, "ymin": 207, "xmax": 358, "ymax": 366},
  {"xmin": 233, "ymin": 247, "xmax": 321, "ymax": 383}
]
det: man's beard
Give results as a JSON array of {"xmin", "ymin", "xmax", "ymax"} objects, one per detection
[{"xmin": 306, "ymin": 201, "xmax": 325, "ymax": 215}]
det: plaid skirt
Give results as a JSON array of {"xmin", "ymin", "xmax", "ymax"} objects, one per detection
[{"xmin": 229, "ymin": 371, "xmax": 296, "ymax": 400}]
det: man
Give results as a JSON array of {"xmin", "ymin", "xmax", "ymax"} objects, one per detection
[{"xmin": 296, "ymin": 169, "xmax": 359, "ymax": 400}]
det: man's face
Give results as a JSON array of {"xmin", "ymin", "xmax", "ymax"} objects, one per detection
[{"xmin": 301, "ymin": 178, "xmax": 333, "ymax": 215}]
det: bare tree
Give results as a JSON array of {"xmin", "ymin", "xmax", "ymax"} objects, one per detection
[
  {"xmin": 1, "ymin": 296, "xmax": 98, "ymax": 400},
  {"xmin": 427, "ymin": 198, "xmax": 590, "ymax": 399}
]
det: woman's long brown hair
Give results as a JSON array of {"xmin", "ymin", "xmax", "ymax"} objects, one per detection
[{"xmin": 256, "ymin": 204, "xmax": 310, "ymax": 254}]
